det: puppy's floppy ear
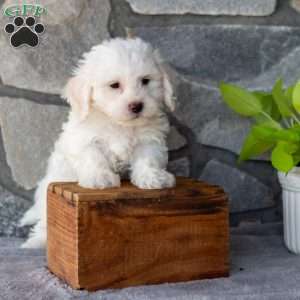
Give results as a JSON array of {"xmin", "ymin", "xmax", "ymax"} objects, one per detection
[
  {"xmin": 63, "ymin": 76, "xmax": 92, "ymax": 121},
  {"xmin": 154, "ymin": 49, "xmax": 176, "ymax": 112}
]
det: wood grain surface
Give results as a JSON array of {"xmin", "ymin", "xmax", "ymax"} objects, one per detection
[{"xmin": 47, "ymin": 177, "xmax": 229, "ymax": 291}]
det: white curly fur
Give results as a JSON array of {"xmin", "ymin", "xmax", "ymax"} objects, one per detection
[{"xmin": 20, "ymin": 38, "xmax": 176, "ymax": 248}]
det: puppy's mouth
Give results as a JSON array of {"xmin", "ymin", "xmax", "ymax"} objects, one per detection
[
  {"xmin": 114, "ymin": 112, "xmax": 149, "ymax": 127},
  {"xmin": 125, "ymin": 114, "xmax": 143, "ymax": 123},
  {"xmin": 130, "ymin": 113, "xmax": 142, "ymax": 120}
]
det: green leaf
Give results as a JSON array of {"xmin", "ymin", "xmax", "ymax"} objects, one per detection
[
  {"xmin": 253, "ymin": 91, "xmax": 272, "ymax": 97},
  {"xmin": 238, "ymin": 129, "xmax": 274, "ymax": 162},
  {"xmin": 253, "ymin": 124, "xmax": 300, "ymax": 143},
  {"xmin": 252, "ymin": 124, "xmax": 278, "ymax": 142},
  {"xmin": 254, "ymin": 113, "xmax": 281, "ymax": 126},
  {"xmin": 290, "ymin": 126, "xmax": 300, "ymax": 134},
  {"xmin": 292, "ymin": 82, "xmax": 300, "ymax": 113},
  {"xmin": 293, "ymin": 153, "xmax": 300, "ymax": 166},
  {"xmin": 285, "ymin": 84, "xmax": 295, "ymax": 104},
  {"xmin": 255, "ymin": 94, "xmax": 281, "ymax": 123},
  {"xmin": 272, "ymin": 79, "xmax": 293, "ymax": 117},
  {"xmin": 220, "ymin": 82, "xmax": 263, "ymax": 116},
  {"xmin": 271, "ymin": 142, "xmax": 296, "ymax": 172},
  {"xmin": 251, "ymin": 93, "xmax": 281, "ymax": 126},
  {"xmin": 275, "ymin": 130, "xmax": 300, "ymax": 142},
  {"xmin": 282, "ymin": 141, "xmax": 299, "ymax": 154}
]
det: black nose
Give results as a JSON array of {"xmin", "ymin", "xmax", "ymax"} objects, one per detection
[{"xmin": 128, "ymin": 102, "xmax": 144, "ymax": 114}]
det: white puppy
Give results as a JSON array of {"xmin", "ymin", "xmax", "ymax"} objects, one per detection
[{"xmin": 20, "ymin": 38, "xmax": 176, "ymax": 248}]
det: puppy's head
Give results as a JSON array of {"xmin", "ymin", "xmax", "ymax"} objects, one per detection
[{"xmin": 63, "ymin": 38, "xmax": 175, "ymax": 123}]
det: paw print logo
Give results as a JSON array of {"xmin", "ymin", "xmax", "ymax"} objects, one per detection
[{"xmin": 4, "ymin": 16, "xmax": 45, "ymax": 48}]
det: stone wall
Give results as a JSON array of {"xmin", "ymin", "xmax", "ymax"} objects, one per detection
[{"xmin": 0, "ymin": 0, "xmax": 299, "ymax": 236}]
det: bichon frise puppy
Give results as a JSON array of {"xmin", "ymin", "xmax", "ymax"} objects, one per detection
[{"xmin": 20, "ymin": 38, "xmax": 176, "ymax": 248}]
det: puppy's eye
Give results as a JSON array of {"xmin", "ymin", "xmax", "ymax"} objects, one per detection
[
  {"xmin": 110, "ymin": 82, "xmax": 120, "ymax": 89},
  {"xmin": 141, "ymin": 77, "xmax": 150, "ymax": 86}
]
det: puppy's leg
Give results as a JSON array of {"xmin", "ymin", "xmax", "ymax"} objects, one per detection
[
  {"xmin": 21, "ymin": 219, "xmax": 46, "ymax": 248},
  {"xmin": 74, "ymin": 143, "xmax": 120, "ymax": 189},
  {"xmin": 19, "ymin": 178, "xmax": 47, "ymax": 227},
  {"xmin": 20, "ymin": 177, "xmax": 52, "ymax": 248},
  {"xmin": 130, "ymin": 142, "xmax": 176, "ymax": 189},
  {"xmin": 21, "ymin": 151, "xmax": 77, "ymax": 248}
]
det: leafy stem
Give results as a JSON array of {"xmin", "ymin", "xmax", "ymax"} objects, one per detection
[
  {"xmin": 260, "ymin": 111, "xmax": 282, "ymax": 128},
  {"xmin": 220, "ymin": 79, "xmax": 300, "ymax": 173}
]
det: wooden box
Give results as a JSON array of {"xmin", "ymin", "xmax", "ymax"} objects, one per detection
[{"xmin": 47, "ymin": 177, "xmax": 229, "ymax": 291}]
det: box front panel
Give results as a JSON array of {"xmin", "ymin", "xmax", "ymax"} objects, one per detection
[{"xmin": 78, "ymin": 205, "xmax": 229, "ymax": 290}]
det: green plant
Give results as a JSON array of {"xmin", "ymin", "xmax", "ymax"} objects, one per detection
[{"xmin": 219, "ymin": 79, "xmax": 300, "ymax": 172}]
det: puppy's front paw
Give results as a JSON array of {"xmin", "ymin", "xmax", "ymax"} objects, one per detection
[
  {"xmin": 79, "ymin": 169, "xmax": 121, "ymax": 189},
  {"xmin": 132, "ymin": 168, "xmax": 176, "ymax": 189}
]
